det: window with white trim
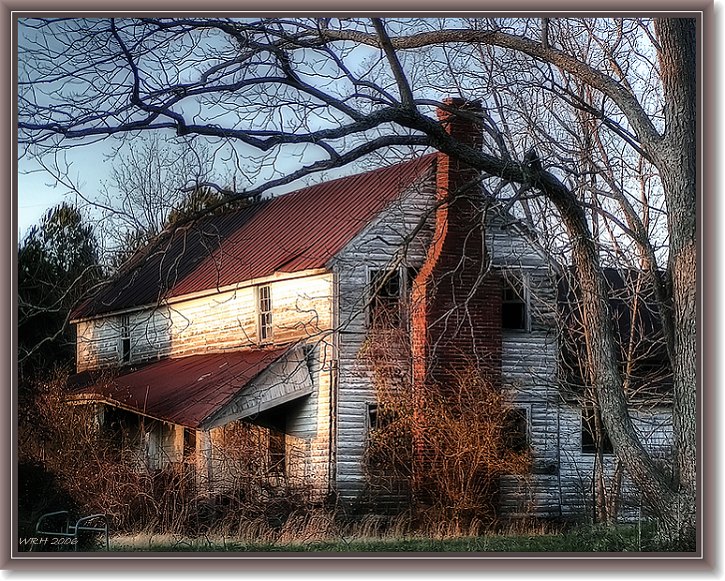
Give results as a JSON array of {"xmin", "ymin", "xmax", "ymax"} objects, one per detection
[{"xmin": 258, "ymin": 284, "xmax": 273, "ymax": 342}]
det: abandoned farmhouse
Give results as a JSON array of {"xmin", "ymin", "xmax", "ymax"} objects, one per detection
[{"xmin": 67, "ymin": 100, "xmax": 673, "ymax": 520}]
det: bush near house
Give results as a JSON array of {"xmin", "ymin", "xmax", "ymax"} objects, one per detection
[
  {"xmin": 361, "ymin": 325, "xmax": 531, "ymax": 529},
  {"xmin": 17, "ymin": 371, "xmax": 315, "ymax": 544}
]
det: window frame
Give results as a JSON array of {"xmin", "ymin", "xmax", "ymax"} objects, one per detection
[
  {"xmin": 367, "ymin": 402, "xmax": 379, "ymax": 431},
  {"xmin": 503, "ymin": 405, "xmax": 531, "ymax": 453},
  {"xmin": 581, "ymin": 406, "xmax": 614, "ymax": 455},
  {"xmin": 119, "ymin": 314, "xmax": 131, "ymax": 364},
  {"xmin": 366, "ymin": 401, "xmax": 400, "ymax": 433},
  {"xmin": 501, "ymin": 272, "xmax": 530, "ymax": 332},
  {"xmin": 366, "ymin": 265, "xmax": 417, "ymax": 328},
  {"xmin": 257, "ymin": 284, "xmax": 273, "ymax": 343}
]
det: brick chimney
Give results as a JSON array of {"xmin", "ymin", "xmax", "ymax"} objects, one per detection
[
  {"xmin": 409, "ymin": 98, "xmax": 503, "ymax": 499},
  {"xmin": 411, "ymin": 97, "xmax": 502, "ymax": 406}
]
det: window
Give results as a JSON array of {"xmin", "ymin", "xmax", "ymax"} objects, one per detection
[
  {"xmin": 183, "ymin": 428, "xmax": 197, "ymax": 460},
  {"xmin": 119, "ymin": 314, "xmax": 131, "ymax": 364},
  {"xmin": 269, "ymin": 429, "xmax": 285, "ymax": 474},
  {"xmin": 369, "ymin": 269, "xmax": 401, "ymax": 327},
  {"xmin": 581, "ymin": 407, "xmax": 614, "ymax": 454},
  {"xmin": 367, "ymin": 402, "xmax": 398, "ymax": 431},
  {"xmin": 258, "ymin": 285, "xmax": 273, "ymax": 342},
  {"xmin": 368, "ymin": 267, "xmax": 418, "ymax": 328},
  {"xmin": 502, "ymin": 275, "xmax": 528, "ymax": 331},
  {"xmin": 367, "ymin": 403, "xmax": 380, "ymax": 430},
  {"xmin": 406, "ymin": 266, "xmax": 419, "ymax": 294},
  {"xmin": 503, "ymin": 408, "xmax": 529, "ymax": 452}
]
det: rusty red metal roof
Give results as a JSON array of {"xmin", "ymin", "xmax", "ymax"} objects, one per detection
[
  {"xmin": 72, "ymin": 154, "xmax": 436, "ymax": 320},
  {"xmin": 67, "ymin": 347, "xmax": 289, "ymax": 428}
]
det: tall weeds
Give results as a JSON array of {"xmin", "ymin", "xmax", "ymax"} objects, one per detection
[
  {"xmin": 361, "ymin": 328, "xmax": 532, "ymax": 529},
  {"xmin": 18, "ymin": 372, "xmax": 313, "ymax": 539}
]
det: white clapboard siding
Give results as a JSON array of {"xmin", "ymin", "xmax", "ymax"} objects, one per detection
[
  {"xmin": 204, "ymin": 346, "xmax": 314, "ymax": 429},
  {"xmin": 329, "ymin": 178, "xmax": 569, "ymax": 507},
  {"xmin": 76, "ymin": 272, "xmax": 334, "ymax": 370},
  {"xmin": 330, "ymin": 177, "xmax": 436, "ymax": 502},
  {"xmin": 555, "ymin": 405, "xmax": 674, "ymax": 521},
  {"xmin": 75, "ymin": 271, "xmax": 336, "ymax": 499},
  {"xmin": 494, "ymin": 222, "xmax": 563, "ymax": 517}
]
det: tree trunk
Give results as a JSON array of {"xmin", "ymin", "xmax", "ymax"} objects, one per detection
[
  {"xmin": 653, "ymin": 19, "xmax": 698, "ymax": 538},
  {"xmin": 592, "ymin": 396, "xmax": 609, "ymax": 523},
  {"xmin": 657, "ymin": 164, "xmax": 697, "ymax": 539},
  {"xmin": 607, "ymin": 460, "xmax": 624, "ymax": 524},
  {"xmin": 543, "ymin": 18, "xmax": 697, "ymax": 541},
  {"xmin": 535, "ymin": 158, "xmax": 690, "ymax": 540}
]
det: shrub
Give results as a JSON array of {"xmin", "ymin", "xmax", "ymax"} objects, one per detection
[
  {"xmin": 18, "ymin": 371, "xmax": 314, "ymax": 540},
  {"xmin": 361, "ymin": 328, "xmax": 531, "ymax": 529}
]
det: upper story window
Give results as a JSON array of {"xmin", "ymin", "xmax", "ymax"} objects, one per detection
[
  {"xmin": 502, "ymin": 274, "xmax": 529, "ymax": 331},
  {"xmin": 258, "ymin": 284, "xmax": 273, "ymax": 343},
  {"xmin": 119, "ymin": 314, "xmax": 131, "ymax": 364},
  {"xmin": 368, "ymin": 267, "xmax": 418, "ymax": 328},
  {"xmin": 369, "ymin": 269, "xmax": 402, "ymax": 327}
]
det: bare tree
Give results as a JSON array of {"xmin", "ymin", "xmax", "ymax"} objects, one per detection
[
  {"xmin": 18, "ymin": 16, "xmax": 698, "ymax": 539},
  {"xmin": 94, "ymin": 135, "xmax": 217, "ymax": 259}
]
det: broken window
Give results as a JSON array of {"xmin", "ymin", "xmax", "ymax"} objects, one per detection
[
  {"xmin": 502, "ymin": 275, "xmax": 529, "ymax": 331},
  {"xmin": 258, "ymin": 284, "xmax": 273, "ymax": 342},
  {"xmin": 581, "ymin": 406, "xmax": 614, "ymax": 454},
  {"xmin": 367, "ymin": 403, "xmax": 379, "ymax": 429},
  {"xmin": 503, "ymin": 407, "xmax": 529, "ymax": 452},
  {"xmin": 368, "ymin": 269, "xmax": 402, "ymax": 327},
  {"xmin": 368, "ymin": 267, "xmax": 418, "ymax": 328},
  {"xmin": 406, "ymin": 266, "xmax": 419, "ymax": 294},
  {"xmin": 119, "ymin": 314, "xmax": 131, "ymax": 364},
  {"xmin": 367, "ymin": 402, "xmax": 390, "ymax": 430},
  {"xmin": 367, "ymin": 402, "xmax": 401, "ymax": 432}
]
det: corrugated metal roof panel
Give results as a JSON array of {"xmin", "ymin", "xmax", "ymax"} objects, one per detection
[
  {"xmin": 67, "ymin": 347, "xmax": 289, "ymax": 428},
  {"xmin": 72, "ymin": 203, "xmax": 267, "ymax": 319},
  {"xmin": 72, "ymin": 154, "xmax": 436, "ymax": 319}
]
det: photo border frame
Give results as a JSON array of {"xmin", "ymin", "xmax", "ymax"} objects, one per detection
[{"xmin": 5, "ymin": 1, "xmax": 715, "ymax": 574}]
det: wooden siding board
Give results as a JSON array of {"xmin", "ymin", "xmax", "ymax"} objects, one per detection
[
  {"xmin": 203, "ymin": 346, "xmax": 314, "ymax": 429},
  {"xmin": 76, "ymin": 273, "xmax": 333, "ymax": 369},
  {"xmin": 331, "ymin": 176, "xmax": 435, "ymax": 501},
  {"xmin": 76, "ymin": 271, "xmax": 335, "ymax": 499},
  {"xmin": 553, "ymin": 406, "xmax": 673, "ymax": 520}
]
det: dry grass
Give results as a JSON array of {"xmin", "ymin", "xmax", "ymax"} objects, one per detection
[{"xmin": 109, "ymin": 520, "xmax": 672, "ymax": 553}]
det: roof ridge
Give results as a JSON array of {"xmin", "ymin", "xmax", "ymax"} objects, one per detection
[{"xmin": 265, "ymin": 152, "xmax": 437, "ymax": 202}]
